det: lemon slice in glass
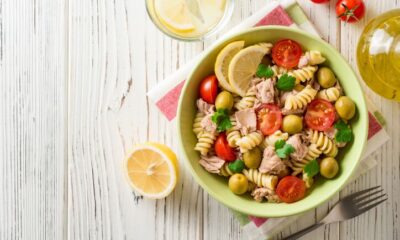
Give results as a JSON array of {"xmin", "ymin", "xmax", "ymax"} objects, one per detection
[
  {"xmin": 154, "ymin": 0, "xmax": 195, "ymax": 32},
  {"xmin": 228, "ymin": 44, "xmax": 271, "ymax": 96},
  {"xmin": 124, "ymin": 143, "xmax": 179, "ymax": 199},
  {"xmin": 215, "ymin": 41, "xmax": 245, "ymax": 93}
]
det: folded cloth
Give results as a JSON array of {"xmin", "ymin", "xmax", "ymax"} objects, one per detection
[{"xmin": 147, "ymin": 0, "xmax": 390, "ymax": 239}]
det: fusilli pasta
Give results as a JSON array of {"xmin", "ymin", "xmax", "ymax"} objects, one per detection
[
  {"xmin": 270, "ymin": 65, "xmax": 288, "ymax": 78},
  {"xmin": 290, "ymin": 144, "xmax": 322, "ymax": 175},
  {"xmin": 316, "ymin": 87, "xmax": 341, "ymax": 102},
  {"xmin": 236, "ymin": 131, "xmax": 263, "ymax": 153},
  {"xmin": 288, "ymin": 66, "xmax": 318, "ymax": 84},
  {"xmin": 219, "ymin": 163, "xmax": 234, "ymax": 176},
  {"xmin": 194, "ymin": 131, "xmax": 217, "ymax": 156},
  {"xmin": 234, "ymin": 86, "xmax": 257, "ymax": 110},
  {"xmin": 263, "ymin": 130, "xmax": 289, "ymax": 148},
  {"xmin": 307, "ymin": 130, "xmax": 338, "ymax": 157},
  {"xmin": 192, "ymin": 112, "xmax": 205, "ymax": 137},
  {"xmin": 243, "ymin": 169, "xmax": 278, "ymax": 190},
  {"xmin": 305, "ymin": 50, "xmax": 326, "ymax": 65},
  {"xmin": 226, "ymin": 116, "xmax": 241, "ymax": 147},
  {"xmin": 257, "ymin": 42, "xmax": 274, "ymax": 53},
  {"xmin": 284, "ymin": 85, "xmax": 317, "ymax": 110}
]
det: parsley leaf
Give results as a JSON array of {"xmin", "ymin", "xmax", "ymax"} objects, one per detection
[
  {"xmin": 276, "ymin": 74, "xmax": 296, "ymax": 91},
  {"xmin": 274, "ymin": 139, "xmax": 286, "ymax": 150},
  {"xmin": 256, "ymin": 64, "xmax": 274, "ymax": 78},
  {"xmin": 275, "ymin": 141, "xmax": 295, "ymax": 159},
  {"xmin": 334, "ymin": 120, "xmax": 353, "ymax": 143},
  {"xmin": 304, "ymin": 159, "xmax": 320, "ymax": 178},
  {"xmin": 211, "ymin": 109, "xmax": 232, "ymax": 132}
]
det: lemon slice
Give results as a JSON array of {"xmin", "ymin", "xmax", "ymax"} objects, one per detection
[
  {"xmin": 228, "ymin": 44, "xmax": 271, "ymax": 96},
  {"xmin": 154, "ymin": 0, "xmax": 195, "ymax": 32},
  {"xmin": 215, "ymin": 41, "xmax": 245, "ymax": 93},
  {"xmin": 124, "ymin": 142, "xmax": 179, "ymax": 199}
]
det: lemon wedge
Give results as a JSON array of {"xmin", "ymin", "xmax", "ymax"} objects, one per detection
[
  {"xmin": 154, "ymin": 0, "xmax": 195, "ymax": 32},
  {"xmin": 124, "ymin": 142, "xmax": 179, "ymax": 199},
  {"xmin": 215, "ymin": 41, "xmax": 245, "ymax": 93},
  {"xmin": 228, "ymin": 44, "xmax": 271, "ymax": 96}
]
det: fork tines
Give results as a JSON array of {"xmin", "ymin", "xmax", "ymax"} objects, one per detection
[{"xmin": 346, "ymin": 186, "xmax": 388, "ymax": 215}]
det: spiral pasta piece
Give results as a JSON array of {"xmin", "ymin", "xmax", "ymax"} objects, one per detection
[
  {"xmin": 243, "ymin": 169, "xmax": 278, "ymax": 190},
  {"xmin": 316, "ymin": 87, "xmax": 341, "ymax": 102},
  {"xmin": 288, "ymin": 66, "xmax": 318, "ymax": 84},
  {"xmin": 270, "ymin": 65, "xmax": 288, "ymax": 78},
  {"xmin": 219, "ymin": 163, "xmax": 234, "ymax": 177},
  {"xmin": 234, "ymin": 86, "xmax": 257, "ymax": 110},
  {"xmin": 263, "ymin": 130, "xmax": 289, "ymax": 148},
  {"xmin": 302, "ymin": 173, "xmax": 314, "ymax": 188},
  {"xmin": 307, "ymin": 130, "xmax": 338, "ymax": 157},
  {"xmin": 236, "ymin": 131, "xmax": 263, "ymax": 153},
  {"xmin": 257, "ymin": 42, "xmax": 274, "ymax": 53},
  {"xmin": 194, "ymin": 131, "xmax": 217, "ymax": 156},
  {"xmin": 226, "ymin": 116, "xmax": 241, "ymax": 148},
  {"xmin": 284, "ymin": 85, "xmax": 317, "ymax": 110},
  {"xmin": 305, "ymin": 50, "xmax": 326, "ymax": 65},
  {"xmin": 192, "ymin": 112, "xmax": 205, "ymax": 138},
  {"xmin": 290, "ymin": 144, "xmax": 322, "ymax": 176}
]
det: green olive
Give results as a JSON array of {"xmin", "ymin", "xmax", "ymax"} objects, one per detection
[
  {"xmin": 228, "ymin": 173, "xmax": 249, "ymax": 195},
  {"xmin": 317, "ymin": 67, "xmax": 337, "ymax": 88},
  {"xmin": 243, "ymin": 147, "xmax": 262, "ymax": 169},
  {"xmin": 320, "ymin": 157, "xmax": 339, "ymax": 179},
  {"xmin": 215, "ymin": 91, "xmax": 234, "ymax": 111},
  {"xmin": 282, "ymin": 115, "xmax": 303, "ymax": 134},
  {"xmin": 335, "ymin": 96, "xmax": 356, "ymax": 120}
]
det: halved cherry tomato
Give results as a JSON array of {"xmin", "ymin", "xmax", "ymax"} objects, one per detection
[
  {"xmin": 214, "ymin": 133, "xmax": 236, "ymax": 161},
  {"xmin": 199, "ymin": 75, "xmax": 218, "ymax": 104},
  {"xmin": 336, "ymin": 0, "xmax": 365, "ymax": 23},
  {"xmin": 271, "ymin": 39, "xmax": 303, "ymax": 69},
  {"xmin": 256, "ymin": 104, "xmax": 282, "ymax": 136},
  {"xmin": 276, "ymin": 176, "xmax": 306, "ymax": 203},
  {"xmin": 305, "ymin": 99, "xmax": 336, "ymax": 131}
]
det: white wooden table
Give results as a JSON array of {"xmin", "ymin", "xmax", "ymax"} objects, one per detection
[{"xmin": 0, "ymin": 0, "xmax": 399, "ymax": 239}]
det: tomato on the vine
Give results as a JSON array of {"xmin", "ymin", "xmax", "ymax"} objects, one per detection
[
  {"xmin": 271, "ymin": 39, "xmax": 303, "ymax": 69},
  {"xmin": 214, "ymin": 133, "xmax": 236, "ymax": 161},
  {"xmin": 336, "ymin": 0, "xmax": 366, "ymax": 23},
  {"xmin": 199, "ymin": 75, "xmax": 218, "ymax": 104}
]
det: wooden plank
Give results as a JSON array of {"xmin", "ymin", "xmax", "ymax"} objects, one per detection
[
  {"xmin": 0, "ymin": 0, "xmax": 67, "ymax": 239},
  {"xmin": 339, "ymin": 1, "xmax": 400, "ymax": 239}
]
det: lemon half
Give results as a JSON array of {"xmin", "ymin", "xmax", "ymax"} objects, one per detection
[
  {"xmin": 155, "ymin": 0, "xmax": 195, "ymax": 32},
  {"xmin": 124, "ymin": 143, "xmax": 179, "ymax": 199},
  {"xmin": 215, "ymin": 41, "xmax": 245, "ymax": 93},
  {"xmin": 228, "ymin": 44, "xmax": 270, "ymax": 96}
]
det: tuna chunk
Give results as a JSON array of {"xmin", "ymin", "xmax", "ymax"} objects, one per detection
[
  {"xmin": 259, "ymin": 146, "xmax": 289, "ymax": 178},
  {"xmin": 255, "ymin": 79, "xmax": 276, "ymax": 104},
  {"xmin": 235, "ymin": 109, "xmax": 257, "ymax": 135},
  {"xmin": 199, "ymin": 155, "xmax": 225, "ymax": 174},
  {"xmin": 286, "ymin": 134, "xmax": 308, "ymax": 161},
  {"xmin": 197, "ymin": 98, "xmax": 215, "ymax": 114},
  {"xmin": 200, "ymin": 114, "xmax": 217, "ymax": 135},
  {"xmin": 251, "ymin": 187, "xmax": 282, "ymax": 203}
]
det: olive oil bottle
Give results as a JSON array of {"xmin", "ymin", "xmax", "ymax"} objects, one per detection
[{"xmin": 357, "ymin": 9, "xmax": 400, "ymax": 101}]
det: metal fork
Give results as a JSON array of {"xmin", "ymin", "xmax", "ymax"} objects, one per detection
[{"xmin": 283, "ymin": 186, "xmax": 388, "ymax": 240}]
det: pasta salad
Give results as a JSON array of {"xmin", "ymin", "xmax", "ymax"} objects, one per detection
[{"xmin": 192, "ymin": 39, "xmax": 356, "ymax": 203}]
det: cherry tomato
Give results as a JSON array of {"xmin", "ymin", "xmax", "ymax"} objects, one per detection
[
  {"xmin": 199, "ymin": 75, "xmax": 218, "ymax": 104},
  {"xmin": 305, "ymin": 99, "xmax": 336, "ymax": 131},
  {"xmin": 214, "ymin": 133, "xmax": 236, "ymax": 161},
  {"xmin": 336, "ymin": 0, "xmax": 365, "ymax": 23},
  {"xmin": 276, "ymin": 176, "xmax": 306, "ymax": 203},
  {"xmin": 311, "ymin": 0, "xmax": 329, "ymax": 3},
  {"xmin": 271, "ymin": 39, "xmax": 303, "ymax": 69},
  {"xmin": 256, "ymin": 104, "xmax": 282, "ymax": 136}
]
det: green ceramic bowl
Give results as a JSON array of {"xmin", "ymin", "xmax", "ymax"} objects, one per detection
[{"xmin": 177, "ymin": 26, "xmax": 368, "ymax": 217}]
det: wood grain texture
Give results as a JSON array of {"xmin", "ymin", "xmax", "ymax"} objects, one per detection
[
  {"xmin": 0, "ymin": 0, "xmax": 67, "ymax": 239},
  {"xmin": 1, "ymin": 0, "xmax": 399, "ymax": 239}
]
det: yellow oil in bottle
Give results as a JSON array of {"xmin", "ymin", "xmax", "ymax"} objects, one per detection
[{"xmin": 357, "ymin": 9, "xmax": 400, "ymax": 101}]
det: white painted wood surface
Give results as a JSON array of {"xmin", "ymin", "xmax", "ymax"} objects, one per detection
[{"xmin": 0, "ymin": 0, "xmax": 399, "ymax": 239}]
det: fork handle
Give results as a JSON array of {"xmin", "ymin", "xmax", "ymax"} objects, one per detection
[{"xmin": 282, "ymin": 222, "xmax": 325, "ymax": 240}]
